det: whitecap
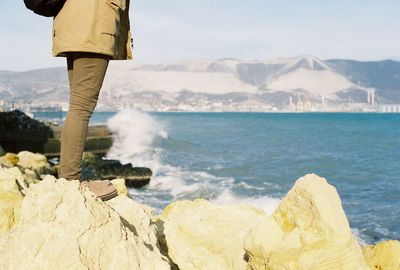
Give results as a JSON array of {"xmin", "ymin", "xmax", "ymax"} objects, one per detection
[
  {"xmin": 211, "ymin": 189, "xmax": 281, "ymax": 215},
  {"xmin": 106, "ymin": 109, "xmax": 236, "ymax": 205},
  {"xmin": 236, "ymin": 181, "xmax": 265, "ymax": 191}
]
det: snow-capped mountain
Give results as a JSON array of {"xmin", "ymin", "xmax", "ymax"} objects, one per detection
[
  {"xmin": 103, "ymin": 58, "xmax": 259, "ymax": 95},
  {"xmin": 0, "ymin": 56, "xmax": 399, "ymax": 111},
  {"xmin": 102, "ymin": 55, "xmax": 361, "ymax": 97}
]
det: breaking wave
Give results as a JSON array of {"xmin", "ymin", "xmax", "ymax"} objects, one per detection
[{"xmin": 106, "ymin": 109, "xmax": 281, "ymax": 213}]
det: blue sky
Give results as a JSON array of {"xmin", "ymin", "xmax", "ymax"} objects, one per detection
[{"xmin": 0, "ymin": 0, "xmax": 399, "ymax": 71}]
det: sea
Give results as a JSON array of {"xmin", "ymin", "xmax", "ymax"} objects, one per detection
[{"xmin": 34, "ymin": 110, "xmax": 400, "ymax": 245}]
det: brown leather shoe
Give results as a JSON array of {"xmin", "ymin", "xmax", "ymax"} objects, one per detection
[{"xmin": 81, "ymin": 180, "xmax": 118, "ymax": 201}]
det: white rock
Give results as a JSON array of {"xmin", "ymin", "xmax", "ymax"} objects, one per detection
[
  {"xmin": 244, "ymin": 173, "xmax": 368, "ymax": 270},
  {"xmin": 0, "ymin": 177, "xmax": 171, "ymax": 270},
  {"xmin": 158, "ymin": 198, "xmax": 268, "ymax": 270},
  {"xmin": 17, "ymin": 151, "xmax": 50, "ymax": 172}
]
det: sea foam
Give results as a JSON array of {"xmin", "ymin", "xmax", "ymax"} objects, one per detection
[
  {"xmin": 106, "ymin": 109, "xmax": 282, "ymax": 214},
  {"xmin": 211, "ymin": 189, "xmax": 281, "ymax": 215}
]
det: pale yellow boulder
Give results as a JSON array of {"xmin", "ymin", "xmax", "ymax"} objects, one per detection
[
  {"xmin": 0, "ymin": 167, "xmax": 25, "ymax": 236},
  {"xmin": 363, "ymin": 240, "xmax": 400, "ymax": 270},
  {"xmin": 17, "ymin": 151, "xmax": 52, "ymax": 176},
  {"xmin": 17, "ymin": 151, "xmax": 49, "ymax": 169},
  {"xmin": 0, "ymin": 176, "xmax": 171, "ymax": 270},
  {"xmin": 0, "ymin": 153, "xmax": 19, "ymax": 168},
  {"xmin": 158, "ymin": 198, "xmax": 268, "ymax": 270},
  {"xmin": 111, "ymin": 178, "xmax": 129, "ymax": 196},
  {"xmin": 106, "ymin": 195, "xmax": 168, "ymax": 262},
  {"xmin": 245, "ymin": 173, "xmax": 368, "ymax": 270}
]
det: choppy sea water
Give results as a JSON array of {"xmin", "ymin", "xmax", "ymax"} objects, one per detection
[{"xmin": 34, "ymin": 110, "xmax": 400, "ymax": 244}]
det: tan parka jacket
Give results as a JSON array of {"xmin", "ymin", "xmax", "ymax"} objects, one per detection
[{"xmin": 52, "ymin": 0, "xmax": 132, "ymax": 60}]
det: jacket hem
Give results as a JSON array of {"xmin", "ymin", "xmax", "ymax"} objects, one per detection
[{"xmin": 53, "ymin": 47, "xmax": 116, "ymax": 59}]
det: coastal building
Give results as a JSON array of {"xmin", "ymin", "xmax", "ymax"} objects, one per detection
[
  {"xmin": 378, "ymin": 104, "xmax": 400, "ymax": 113},
  {"xmin": 367, "ymin": 90, "xmax": 375, "ymax": 106}
]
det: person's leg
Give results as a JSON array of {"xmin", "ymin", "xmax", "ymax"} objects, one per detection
[
  {"xmin": 59, "ymin": 52, "xmax": 110, "ymax": 180},
  {"xmin": 66, "ymin": 53, "xmax": 74, "ymax": 91}
]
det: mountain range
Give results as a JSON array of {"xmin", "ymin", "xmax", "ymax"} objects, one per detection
[{"xmin": 0, "ymin": 56, "xmax": 399, "ymax": 111}]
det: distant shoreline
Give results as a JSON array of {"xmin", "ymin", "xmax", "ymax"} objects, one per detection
[{"xmin": 32, "ymin": 110, "xmax": 400, "ymax": 114}]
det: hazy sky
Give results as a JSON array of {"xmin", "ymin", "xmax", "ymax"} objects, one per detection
[{"xmin": 1, "ymin": 0, "xmax": 399, "ymax": 71}]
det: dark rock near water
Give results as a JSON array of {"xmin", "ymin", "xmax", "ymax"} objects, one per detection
[
  {"xmin": 96, "ymin": 160, "xmax": 152, "ymax": 188},
  {"xmin": 0, "ymin": 110, "xmax": 50, "ymax": 132},
  {"xmin": 0, "ymin": 110, "xmax": 53, "ymax": 154},
  {"xmin": 81, "ymin": 153, "xmax": 152, "ymax": 188},
  {"xmin": 0, "ymin": 110, "xmax": 112, "ymax": 157}
]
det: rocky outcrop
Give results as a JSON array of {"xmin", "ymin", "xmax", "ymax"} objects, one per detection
[
  {"xmin": 0, "ymin": 110, "xmax": 50, "ymax": 132},
  {"xmin": 0, "ymin": 110, "xmax": 53, "ymax": 154},
  {"xmin": 1, "ymin": 151, "xmax": 54, "ymax": 182},
  {"xmin": 0, "ymin": 159, "xmax": 130, "ymax": 236},
  {"xmin": 0, "ymin": 176, "xmax": 171, "ymax": 270},
  {"xmin": 16, "ymin": 151, "xmax": 54, "ymax": 176},
  {"xmin": 158, "ymin": 199, "xmax": 267, "ymax": 270},
  {"xmin": 100, "ymin": 161, "xmax": 152, "ymax": 188},
  {"xmin": 82, "ymin": 152, "xmax": 152, "ymax": 188},
  {"xmin": 363, "ymin": 240, "xmax": 400, "ymax": 270},
  {"xmin": 244, "ymin": 174, "xmax": 368, "ymax": 270},
  {"xmin": 1, "ymin": 171, "xmax": 398, "ymax": 270}
]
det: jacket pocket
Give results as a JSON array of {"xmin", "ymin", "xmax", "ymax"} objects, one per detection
[{"xmin": 102, "ymin": 0, "xmax": 123, "ymax": 36}]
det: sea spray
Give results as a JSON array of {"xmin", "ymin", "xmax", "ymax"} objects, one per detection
[
  {"xmin": 211, "ymin": 189, "xmax": 281, "ymax": 215},
  {"xmin": 106, "ymin": 108, "xmax": 168, "ymax": 166},
  {"xmin": 105, "ymin": 109, "xmax": 282, "ymax": 214},
  {"xmin": 106, "ymin": 109, "xmax": 203, "ymax": 201}
]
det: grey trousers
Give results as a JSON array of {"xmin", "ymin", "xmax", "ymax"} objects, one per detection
[{"xmin": 59, "ymin": 52, "xmax": 111, "ymax": 180}]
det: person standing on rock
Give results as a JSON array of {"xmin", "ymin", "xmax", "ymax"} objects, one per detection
[{"xmin": 53, "ymin": 0, "xmax": 133, "ymax": 199}]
